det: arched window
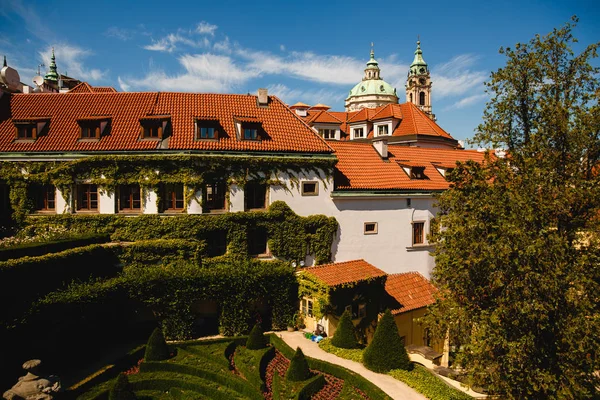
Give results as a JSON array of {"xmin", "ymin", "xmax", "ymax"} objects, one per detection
[
  {"xmin": 410, "ymin": 93, "xmax": 413, "ymax": 103},
  {"xmin": 419, "ymin": 92, "xmax": 425, "ymax": 106}
]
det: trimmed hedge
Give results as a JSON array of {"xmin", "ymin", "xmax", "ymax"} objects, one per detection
[
  {"xmin": 297, "ymin": 374, "xmax": 326, "ymax": 400},
  {"xmin": 269, "ymin": 334, "xmax": 390, "ymax": 400},
  {"xmin": 128, "ymin": 376, "xmax": 240, "ymax": 400},
  {"xmin": 363, "ymin": 310, "xmax": 412, "ymax": 373},
  {"xmin": 246, "ymin": 323, "xmax": 267, "ymax": 350},
  {"xmin": 0, "ymin": 233, "xmax": 110, "ymax": 261},
  {"xmin": 119, "ymin": 239, "xmax": 203, "ymax": 268},
  {"xmin": 233, "ymin": 346, "xmax": 273, "ymax": 392},
  {"xmin": 331, "ymin": 310, "xmax": 359, "ymax": 349},
  {"xmin": 139, "ymin": 362, "xmax": 263, "ymax": 400},
  {"xmin": 108, "ymin": 373, "xmax": 135, "ymax": 400},
  {"xmin": 144, "ymin": 328, "xmax": 170, "ymax": 362},
  {"xmin": 286, "ymin": 348, "xmax": 311, "ymax": 382},
  {"xmin": 389, "ymin": 365, "xmax": 474, "ymax": 400},
  {"xmin": 319, "ymin": 338, "xmax": 363, "ymax": 363}
]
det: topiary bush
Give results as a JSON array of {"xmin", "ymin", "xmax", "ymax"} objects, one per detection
[
  {"xmin": 363, "ymin": 309, "xmax": 411, "ymax": 373},
  {"xmin": 144, "ymin": 327, "xmax": 170, "ymax": 361},
  {"xmin": 109, "ymin": 373, "xmax": 136, "ymax": 400},
  {"xmin": 246, "ymin": 323, "xmax": 267, "ymax": 350},
  {"xmin": 331, "ymin": 310, "xmax": 359, "ymax": 349},
  {"xmin": 286, "ymin": 347, "xmax": 311, "ymax": 382}
]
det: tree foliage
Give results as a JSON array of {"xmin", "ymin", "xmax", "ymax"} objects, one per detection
[
  {"xmin": 427, "ymin": 17, "xmax": 600, "ymax": 399},
  {"xmin": 246, "ymin": 323, "xmax": 267, "ymax": 350},
  {"xmin": 286, "ymin": 347, "xmax": 311, "ymax": 381},
  {"xmin": 108, "ymin": 373, "xmax": 136, "ymax": 400},
  {"xmin": 362, "ymin": 309, "xmax": 411, "ymax": 373}
]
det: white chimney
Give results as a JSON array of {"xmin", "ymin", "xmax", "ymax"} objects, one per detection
[
  {"xmin": 257, "ymin": 88, "xmax": 268, "ymax": 107},
  {"xmin": 373, "ymin": 138, "xmax": 388, "ymax": 159}
]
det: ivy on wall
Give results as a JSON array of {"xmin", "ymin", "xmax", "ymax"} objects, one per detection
[
  {"xmin": 24, "ymin": 201, "xmax": 338, "ymax": 264},
  {"xmin": 0, "ymin": 154, "xmax": 336, "ymax": 220}
]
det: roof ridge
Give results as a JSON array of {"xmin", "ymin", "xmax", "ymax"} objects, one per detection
[{"xmin": 306, "ymin": 258, "xmax": 368, "ymax": 269}]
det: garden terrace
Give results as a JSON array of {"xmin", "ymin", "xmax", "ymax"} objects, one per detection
[{"xmin": 74, "ymin": 334, "xmax": 391, "ymax": 400}]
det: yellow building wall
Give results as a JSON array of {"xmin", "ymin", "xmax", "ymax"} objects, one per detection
[{"xmin": 393, "ymin": 308, "xmax": 443, "ymax": 353}]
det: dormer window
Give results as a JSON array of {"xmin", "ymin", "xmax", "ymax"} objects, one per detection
[
  {"xmin": 411, "ymin": 167, "xmax": 426, "ymax": 179},
  {"xmin": 78, "ymin": 117, "xmax": 110, "ymax": 140},
  {"xmin": 318, "ymin": 128, "xmax": 336, "ymax": 140},
  {"xmin": 244, "ymin": 127, "xmax": 258, "ymax": 140},
  {"xmin": 16, "ymin": 123, "xmax": 36, "ymax": 139},
  {"xmin": 353, "ymin": 128, "xmax": 364, "ymax": 139},
  {"xmin": 377, "ymin": 125, "xmax": 389, "ymax": 136},
  {"xmin": 140, "ymin": 116, "xmax": 170, "ymax": 140},
  {"xmin": 14, "ymin": 119, "xmax": 49, "ymax": 141},
  {"xmin": 195, "ymin": 119, "xmax": 220, "ymax": 140}
]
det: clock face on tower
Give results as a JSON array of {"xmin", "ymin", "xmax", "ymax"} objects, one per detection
[{"xmin": 419, "ymin": 78, "xmax": 426, "ymax": 85}]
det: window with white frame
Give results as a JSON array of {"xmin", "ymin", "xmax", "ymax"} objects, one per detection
[
  {"xmin": 302, "ymin": 298, "xmax": 313, "ymax": 317},
  {"xmin": 353, "ymin": 128, "xmax": 364, "ymax": 139},
  {"xmin": 301, "ymin": 181, "xmax": 318, "ymax": 196},
  {"xmin": 377, "ymin": 124, "xmax": 389, "ymax": 136},
  {"xmin": 318, "ymin": 128, "xmax": 336, "ymax": 140},
  {"xmin": 364, "ymin": 222, "xmax": 378, "ymax": 235}
]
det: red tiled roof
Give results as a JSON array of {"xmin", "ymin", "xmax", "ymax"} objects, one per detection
[
  {"xmin": 385, "ymin": 272, "xmax": 437, "ymax": 315},
  {"xmin": 330, "ymin": 141, "xmax": 489, "ymax": 190},
  {"xmin": 303, "ymin": 259, "xmax": 387, "ymax": 287},
  {"xmin": 302, "ymin": 103, "xmax": 452, "ymax": 142},
  {"xmin": 290, "ymin": 102, "xmax": 310, "ymax": 109},
  {"xmin": 310, "ymin": 111, "xmax": 343, "ymax": 124},
  {"xmin": 92, "ymin": 87, "xmax": 118, "ymax": 93},
  {"xmin": 0, "ymin": 92, "xmax": 333, "ymax": 154}
]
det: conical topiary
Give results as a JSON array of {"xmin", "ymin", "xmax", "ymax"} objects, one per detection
[
  {"xmin": 286, "ymin": 347, "xmax": 311, "ymax": 381},
  {"xmin": 331, "ymin": 310, "xmax": 359, "ymax": 349},
  {"xmin": 109, "ymin": 373, "xmax": 136, "ymax": 400},
  {"xmin": 144, "ymin": 327, "xmax": 170, "ymax": 361},
  {"xmin": 362, "ymin": 309, "xmax": 412, "ymax": 372},
  {"xmin": 246, "ymin": 323, "xmax": 267, "ymax": 350}
]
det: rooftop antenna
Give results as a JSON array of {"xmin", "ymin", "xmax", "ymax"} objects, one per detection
[{"xmin": 37, "ymin": 63, "xmax": 45, "ymax": 76}]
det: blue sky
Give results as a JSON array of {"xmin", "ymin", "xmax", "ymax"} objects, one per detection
[{"xmin": 1, "ymin": 0, "xmax": 598, "ymax": 143}]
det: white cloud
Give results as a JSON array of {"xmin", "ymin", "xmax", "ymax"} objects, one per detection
[
  {"xmin": 117, "ymin": 76, "xmax": 130, "ymax": 92},
  {"xmin": 280, "ymin": 44, "xmax": 286, "ymax": 52},
  {"xmin": 432, "ymin": 54, "xmax": 487, "ymax": 98},
  {"xmin": 40, "ymin": 44, "xmax": 107, "ymax": 81},
  {"xmin": 443, "ymin": 93, "xmax": 488, "ymax": 111},
  {"xmin": 213, "ymin": 37, "xmax": 232, "ymax": 54},
  {"xmin": 196, "ymin": 21, "xmax": 218, "ymax": 36},
  {"xmin": 104, "ymin": 27, "xmax": 133, "ymax": 41},
  {"xmin": 267, "ymin": 83, "xmax": 346, "ymax": 107},
  {"xmin": 144, "ymin": 33, "xmax": 202, "ymax": 53},
  {"xmin": 120, "ymin": 53, "xmax": 259, "ymax": 92}
]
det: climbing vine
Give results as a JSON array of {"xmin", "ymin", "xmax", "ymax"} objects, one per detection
[{"xmin": 0, "ymin": 153, "xmax": 336, "ymax": 222}]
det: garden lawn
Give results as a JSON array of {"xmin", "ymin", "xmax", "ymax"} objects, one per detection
[{"xmin": 319, "ymin": 340, "xmax": 473, "ymax": 400}]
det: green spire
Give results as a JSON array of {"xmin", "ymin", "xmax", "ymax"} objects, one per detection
[
  {"xmin": 366, "ymin": 44, "xmax": 379, "ymax": 69},
  {"xmin": 409, "ymin": 40, "xmax": 428, "ymax": 75},
  {"xmin": 44, "ymin": 47, "xmax": 59, "ymax": 82}
]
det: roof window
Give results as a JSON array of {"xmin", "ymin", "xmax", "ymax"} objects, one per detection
[
  {"xmin": 195, "ymin": 119, "xmax": 221, "ymax": 140},
  {"xmin": 140, "ymin": 116, "xmax": 170, "ymax": 140},
  {"xmin": 14, "ymin": 118, "xmax": 49, "ymax": 141},
  {"xmin": 78, "ymin": 117, "xmax": 110, "ymax": 140}
]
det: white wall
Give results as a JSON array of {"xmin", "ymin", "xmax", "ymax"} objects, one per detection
[
  {"xmin": 99, "ymin": 190, "xmax": 115, "ymax": 214},
  {"xmin": 229, "ymin": 184, "xmax": 245, "ymax": 212},
  {"xmin": 56, "ymin": 188, "xmax": 70, "ymax": 214},
  {"xmin": 269, "ymin": 170, "xmax": 437, "ymax": 278},
  {"xmin": 187, "ymin": 190, "xmax": 203, "ymax": 214},
  {"xmin": 143, "ymin": 188, "xmax": 158, "ymax": 214}
]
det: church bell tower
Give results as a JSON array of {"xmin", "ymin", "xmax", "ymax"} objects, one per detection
[{"xmin": 406, "ymin": 41, "xmax": 434, "ymax": 120}]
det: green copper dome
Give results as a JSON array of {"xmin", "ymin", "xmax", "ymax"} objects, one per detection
[
  {"xmin": 44, "ymin": 48, "xmax": 59, "ymax": 82},
  {"xmin": 348, "ymin": 79, "xmax": 396, "ymax": 98}
]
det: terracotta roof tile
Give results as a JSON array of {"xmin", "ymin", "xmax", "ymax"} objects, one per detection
[
  {"xmin": 0, "ymin": 92, "xmax": 333, "ymax": 154},
  {"xmin": 385, "ymin": 272, "xmax": 437, "ymax": 314},
  {"xmin": 303, "ymin": 259, "xmax": 386, "ymax": 287},
  {"xmin": 330, "ymin": 141, "xmax": 488, "ymax": 190},
  {"xmin": 310, "ymin": 111, "xmax": 343, "ymax": 124},
  {"xmin": 290, "ymin": 102, "xmax": 310, "ymax": 109}
]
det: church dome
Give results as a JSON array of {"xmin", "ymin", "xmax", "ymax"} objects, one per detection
[{"xmin": 348, "ymin": 79, "xmax": 396, "ymax": 98}]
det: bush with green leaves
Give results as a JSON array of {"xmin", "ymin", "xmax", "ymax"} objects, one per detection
[
  {"xmin": 144, "ymin": 328, "xmax": 170, "ymax": 361},
  {"xmin": 363, "ymin": 309, "xmax": 411, "ymax": 373},
  {"xmin": 286, "ymin": 347, "xmax": 311, "ymax": 382},
  {"xmin": 331, "ymin": 310, "xmax": 359, "ymax": 349},
  {"xmin": 246, "ymin": 323, "xmax": 267, "ymax": 350},
  {"xmin": 108, "ymin": 373, "xmax": 136, "ymax": 400}
]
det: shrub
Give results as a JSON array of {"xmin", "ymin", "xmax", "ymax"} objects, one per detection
[
  {"xmin": 319, "ymin": 338, "xmax": 363, "ymax": 363},
  {"xmin": 286, "ymin": 347, "xmax": 311, "ymax": 382},
  {"xmin": 144, "ymin": 328, "xmax": 170, "ymax": 361},
  {"xmin": 0, "ymin": 233, "xmax": 110, "ymax": 261},
  {"xmin": 363, "ymin": 309, "xmax": 411, "ymax": 373},
  {"xmin": 246, "ymin": 323, "xmax": 267, "ymax": 350},
  {"xmin": 108, "ymin": 373, "xmax": 135, "ymax": 400},
  {"xmin": 389, "ymin": 365, "xmax": 474, "ymax": 400},
  {"xmin": 331, "ymin": 310, "xmax": 359, "ymax": 349}
]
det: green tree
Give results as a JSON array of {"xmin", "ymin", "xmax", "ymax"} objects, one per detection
[
  {"xmin": 246, "ymin": 323, "xmax": 267, "ymax": 350},
  {"xmin": 331, "ymin": 310, "xmax": 359, "ymax": 349},
  {"xmin": 362, "ymin": 309, "xmax": 411, "ymax": 373},
  {"xmin": 286, "ymin": 347, "xmax": 311, "ymax": 381},
  {"xmin": 426, "ymin": 17, "xmax": 600, "ymax": 399},
  {"xmin": 144, "ymin": 327, "xmax": 170, "ymax": 361}
]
